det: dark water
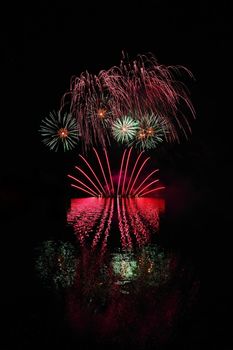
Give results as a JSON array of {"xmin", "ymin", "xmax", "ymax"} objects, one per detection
[
  {"xmin": 1, "ymin": 169, "xmax": 231, "ymax": 350},
  {"xmin": 31, "ymin": 197, "xmax": 199, "ymax": 349}
]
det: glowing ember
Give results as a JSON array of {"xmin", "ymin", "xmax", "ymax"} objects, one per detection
[
  {"xmin": 137, "ymin": 129, "xmax": 147, "ymax": 140},
  {"xmin": 58, "ymin": 128, "xmax": 69, "ymax": 138},
  {"xmin": 97, "ymin": 108, "xmax": 107, "ymax": 119}
]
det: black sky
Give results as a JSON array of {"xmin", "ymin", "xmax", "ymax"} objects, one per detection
[
  {"xmin": 3, "ymin": 2, "xmax": 232, "ymax": 221},
  {"xmin": 2, "ymin": 2, "xmax": 233, "ymax": 348},
  {"xmin": 3, "ymin": 2, "xmax": 232, "ymax": 168}
]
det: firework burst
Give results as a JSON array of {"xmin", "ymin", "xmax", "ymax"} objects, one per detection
[
  {"xmin": 100, "ymin": 52, "xmax": 195, "ymax": 141},
  {"xmin": 112, "ymin": 115, "xmax": 140, "ymax": 143},
  {"xmin": 39, "ymin": 110, "xmax": 79, "ymax": 151},
  {"xmin": 89, "ymin": 93, "xmax": 112, "ymax": 122},
  {"xmin": 60, "ymin": 52, "xmax": 195, "ymax": 150},
  {"xmin": 132, "ymin": 114, "xmax": 169, "ymax": 150},
  {"xmin": 61, "ymin": 72, "xmax": 113, "ymax": 151}
]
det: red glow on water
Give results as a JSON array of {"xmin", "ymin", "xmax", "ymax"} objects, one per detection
[
  {"xmin": 92, "ymin": 198, "xmax": 111, "ymax": 249},
  {"xmin": 64, "ymin": 242, "xmax": 197, "ymax": 349},
  {"xmin": 67, "ymin": 197, "xmax": 165, "ymax": 249},
  {"xmin": 127, "ymin": 198, "xmax": 151, "ymax": 245},
  {"xmin": 100, "ymin": 197, "xmax": 114, "ymax": 255},
  {"xmin": 67, "ymin": 197, "xmax": 106, "ymax": 245},
  {"xmin": 135, "ymin": 197, "xmax": 165, "ymax": 214}
]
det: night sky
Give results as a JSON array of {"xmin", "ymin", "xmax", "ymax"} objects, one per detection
[{"xmin": 2, "ymin": 3, "xmax": 232, "ymax": 349}]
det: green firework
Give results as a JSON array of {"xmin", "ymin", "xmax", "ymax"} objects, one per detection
[
  {"xmin": 112, "ymin": 115, "xmax": 140, "ymax": 143},
  {"xmin": 133, "ymin": 114, "xmax": 168, "ymax": 150},
  {"xmin": 39, "ymin": 110, "xmax": 79, "ymax": 152}
]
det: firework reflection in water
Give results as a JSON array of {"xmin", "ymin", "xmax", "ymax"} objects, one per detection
[
  {"xmin": 35, "ymin": 240, "xmax": 77, "ymax": 289},
  {"xmin": 65, "ymin": 243, "xmax": 199, "ymax": 348},
  {"xmin": 67, "ymin": 197, "xmax": 165, "ymax": 250}
]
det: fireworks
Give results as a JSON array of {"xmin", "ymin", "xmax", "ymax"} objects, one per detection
[
  {"xmin": 97, "ymin": 108, "xmax": 108, "ymax": 120},
  {"xmin": 89, "ymin": 93, "xmax": 112, "ymax": 122},
  {"xmin": 110, "ymin": 244, "xmax": 171, "ymax": 288},
  {"xmin": 132, "ymin": 114, "xmax": 169, "ymax": 150},
  {"xmin": 111, "ymin": 251, "xmax": 138, "ymax": 281},
  {"xmin": 35, "ymin": 240, "xmax": 77, "ymax": 289},
  {"xmin": 68, "ymin": 147, "xmax": 165, "ymax": 198},
  {"xmin": 39, "ymin": 110, "xmax": 79, "ymax": 151},
  {"xmin": 59, "ymin": 52, "xmax": 195, "ymax": 150},
  {"xmin": 112, "ymin": 115, "xmax": 140, "ymax": 143},
  {"xmin": 102, "ymin": 52, "xmax": 195, "ymax": 141}
]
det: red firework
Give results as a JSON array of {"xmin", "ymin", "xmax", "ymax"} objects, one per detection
[
  {"xmin": 67, "ymin": 147, "xmax": 165, "ymax": 198},
  {"xmin": 60, "ymin": 52, "xmax": 195, "ymax": 151}
]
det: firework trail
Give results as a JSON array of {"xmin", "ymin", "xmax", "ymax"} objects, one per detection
[
  {"xmin": 60, "ymin": 52, "xmax": 195, "ymax": 151},
  {"xmin": 68, "ymin": 148, "xmax": 164, "ymax": 198},
  {"xmin": 101, "ymin": 52, "xmax": 195, "ymax": 141}
]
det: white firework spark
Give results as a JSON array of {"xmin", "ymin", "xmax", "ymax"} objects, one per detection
[
  {"xmin": 112, "ymin": 115, "xmax": 139, "ymax": 143},
  {"xmin": 39, "ymin": 111, "xmax": 79, "ymax": 151}
]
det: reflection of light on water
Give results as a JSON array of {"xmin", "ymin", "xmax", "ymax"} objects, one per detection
[
  {"xmin": 35, "ymin": 240, "xmax": 77, "ymax": 289},
  {"xmin": 137, "ymin": 245, "xmax": 171, "ymax": 287},
  {"xmin": 63, "ymin": 242, "xmax": 199, "ymax": 348},
  {"xmin": 67, "ymin": 197, "xmax": 106, "ymax": 245},
  {"xmin": 111, "ymin": 245, "xmax": 171, "ymax": 293},
  {"xmin": 100, "ymin": 198, "xmax": 114, "ymax": 254},
  {"xmin": 127, "ymin": 198, "xmax": 150, "ymax": 246},
  {"xmin": 67, "ymin": 197, "xmax": 165, "ymax": 249},
  {"xmin": 92, "ymin": 198, "xmax": 111, "ymax": 248},
  {"xmin": 120, "ymin": 198, "xmax": 133, "ymax": 248},
  {"xmin": 112, "ymin": 251, "xmax": 138, "ymax": 282},
  {"xmin": 33, "ymin": 194, "xmax": 200, "ymax": 348},
  {"xmin": 34, "ymin": 238, "xmax": 199, "ymax": 347}
]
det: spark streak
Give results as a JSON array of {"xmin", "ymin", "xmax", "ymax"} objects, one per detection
[{"xmin": 69, "ymin": 148, "xmax": 164, "ymax": 198}]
